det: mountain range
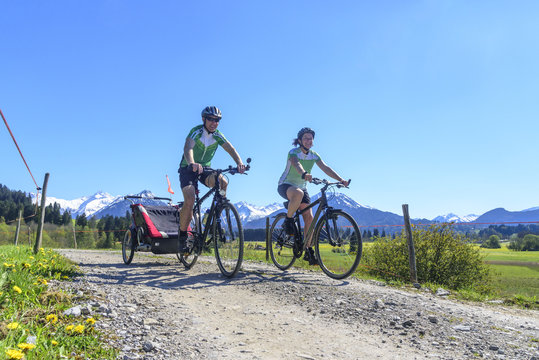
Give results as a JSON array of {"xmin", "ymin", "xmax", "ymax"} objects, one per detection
[{"xmin": 33, "ymin": 191, "xmax": 539, "ymax": 229}]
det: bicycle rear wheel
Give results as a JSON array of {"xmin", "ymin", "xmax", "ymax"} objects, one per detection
[
  {"xmin": 269, "ymin": 213, "xmax": 296, "ymax": 270},
  {"xmin": 122, "ymin": 229, "xmax": 135, "ymax": 265},
  {"xmin": 314, "ymin": 210, "xmax": 362, "ymax": 280},
  {"xmin": 177, "ymin": 218, "xmax": 200, "ymax": 269},
  {"xmin": 213, "ymin": 202, "xmax": 244, "ymax": 278}
]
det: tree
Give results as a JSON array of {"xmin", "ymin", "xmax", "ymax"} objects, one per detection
[
  {"xmin": 481, "ymin": 235, "xmax": 501, "ymax": 249},
  {"xmin": 76, "ymin": 213, "xmax": 88, "ymax": 228}
]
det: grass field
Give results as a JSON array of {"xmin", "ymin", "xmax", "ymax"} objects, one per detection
[{"xmin": 480, "ymin": 245, "xmax": 539, "ymax": 298}]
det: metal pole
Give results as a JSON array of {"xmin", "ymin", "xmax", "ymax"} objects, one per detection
[
  {"xmin": 34, "ymin": 173, "xmax": 49, "ymax": 254},
  {"xmin": 402, "ymin": 204, "xmax": 418, "ymax": 284},
  {"xmin": 14, "ymin": 209, "xmax": 22, "ymax": 245}
]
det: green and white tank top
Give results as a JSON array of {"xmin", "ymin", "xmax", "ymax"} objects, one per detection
[
  {"xmin": 278, "ymin": 147, "xmax": 322, "ymax": 189},
  {"xmin": 180, "ymin": 125, "xmax": 228, "ymax": 167}
]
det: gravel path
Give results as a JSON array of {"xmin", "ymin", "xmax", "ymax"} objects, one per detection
[{"xmin": 54, "ymin": 249, "xmax": 539, "ymax": 360}]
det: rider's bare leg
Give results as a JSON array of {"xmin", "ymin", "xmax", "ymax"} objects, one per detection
[
  {"xmin": 205, "ymin": 173, "xmax": 228, "ymax": 194},
  {"xmin": 180, "ymin": 185, "xmax": 195, "ymax": 232},
  {"xmin": 286, "ymin": 186, "xmax": 303, "ymax": 218},
  {"xmin": 301, "ymin": 205, "xmax": 314, "ymax": 247}
]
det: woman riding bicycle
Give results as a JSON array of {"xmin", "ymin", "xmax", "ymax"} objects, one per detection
[{"xmin": 277, "ymin": 127, "xmax": 349, "ymax": 265}]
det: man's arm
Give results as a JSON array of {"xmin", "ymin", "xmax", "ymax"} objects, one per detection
[
  {"xmin": 183, "ymin": 138, "xmax": 202, "ymax": 174},
  {"xmin": 221, "ymin": 142, "xmax": 245, "ymax": 173}
]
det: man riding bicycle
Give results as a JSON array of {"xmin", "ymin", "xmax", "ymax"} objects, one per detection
[
  {"xmin": 178, "ymin": 106, "xmax": 246, "ymax": 253},
  {"xmin": 277, "ymin": 127, "xmax": 349, "ymax": 265}
]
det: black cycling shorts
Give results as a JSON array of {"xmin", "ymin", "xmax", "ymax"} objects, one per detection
[
  {"xmin": 277, "ymin": 183, "xmax": 310, "ymax": 204},
  {"xmin": 178, "ymin": 166, "xmax": 215, "ymax": 190}
]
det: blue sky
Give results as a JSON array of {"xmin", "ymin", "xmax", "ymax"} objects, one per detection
[{"xmin": 1, "ymin": 1, "xmax": 538, "ymax": 219}]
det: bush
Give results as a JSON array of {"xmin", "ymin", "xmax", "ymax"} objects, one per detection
[
  {"xmin": 481, "ymin": 235, "xmax": 501, "ymax": 249},
  {"xmin": 363, "ymin": 224, "xmax": 492, "ymax": 292},
  {"xmin": 508, "ymin": 234, "xmax": 539, "ymax": 251}
]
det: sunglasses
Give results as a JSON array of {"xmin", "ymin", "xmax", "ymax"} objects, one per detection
[{"xmin": 205, "ymin": 117, "xmax": 220, "ymax": 123}]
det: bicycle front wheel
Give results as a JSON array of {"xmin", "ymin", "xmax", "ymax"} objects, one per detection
[
  {"xmin": 269, "ymin": 213, "xmax": 296, "ymax": 270},
  {"xmin": 314, "ymin": 210, "xmax": 362, "ymax": 280},
  {"xmin": 213, "ymin": 202, "xmax": 244, "ymax": 278},
  {"xmin": 122, "ymin": 229, "xmax": 135, "ymax": 265}
]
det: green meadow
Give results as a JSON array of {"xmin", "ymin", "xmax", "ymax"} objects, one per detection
[{"xmin": 480, "ymin": 245, "xmax": 539, "ymax": 299}]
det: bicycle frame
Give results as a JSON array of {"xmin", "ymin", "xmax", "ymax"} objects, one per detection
[
  {"xmin": 290, "ymin": 179, "xmax": 346, "ymax": 251},
  {"xmin": 190, "ymin": 174, "xmax": 227, "ymax": 248}
]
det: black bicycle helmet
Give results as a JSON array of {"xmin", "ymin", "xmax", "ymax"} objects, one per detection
[
  {"xmin": 201, "ymin": 106, "xmax": 222, "ymax": 119},
  {"xmin": 297, "ymin": 127, "xmax": 315, "ymax": 140}
]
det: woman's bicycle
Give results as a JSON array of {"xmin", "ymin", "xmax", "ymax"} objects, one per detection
[
  {"xmin": 179, "ymin": 159, "xmax": 251, "ymax": 278},
  {"xmin": 269, "ymin": 178, "xmax": 362, "ymax": 279}
]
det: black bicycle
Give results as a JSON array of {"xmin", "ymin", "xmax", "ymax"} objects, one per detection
[
  {"xmin": 179, "ymin": 159, "xmax": 251, "ymax": 278},
  {"xmin": 269, "ymin": 178, "xmax": 362, "ymax": 280}
]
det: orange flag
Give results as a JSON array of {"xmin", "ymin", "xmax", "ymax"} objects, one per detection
[{"xmin": 166, "ymin": 175, "xmax": 175, "ymax": 194}]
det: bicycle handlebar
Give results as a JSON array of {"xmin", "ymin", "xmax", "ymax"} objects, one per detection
[{"xmin": 311, "ymin": 178, "xmax": 351, "ymax": 189}]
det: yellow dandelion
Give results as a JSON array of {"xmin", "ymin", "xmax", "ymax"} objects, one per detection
[
  {"xmin": 29, "ymin": 256, "xmax": 34, "ymax": 260},
  {"xmin": 51, "ymin": 340, "xmax": 58, "ymax": 346},
  {"xmin": 62, "ymin": 276, "xmax": 69, "ymax": 279},
  {"xmin": 65, "ymin": 325, "xmax": 74, "ymax": 331},
  {"xmin": 46, "ymin": 314, "xmax": 58, "ymax": 324},
  {"xmin": 23, "ymin": 263, "xmax": 30, "ymax": 268},
  {"xmin": 86, "ymin": 317, "xmax": 96, "ymax": 325},
  {"xmin": 73, "ymin": 324, "xmax": 85, "ymax": 334},
  {"xmin": 5, "ymin": 349, "xmax": 24, "ymax": 359},
  {"xmin": 7, "ymin": 322, "xmax": 19, "ymax": 330},
  {"xmin": 12, "ymin": 286, "xmax": 22, "ymax": 294},
  {"xmin": 17, "ymin": 343, "xmax": 36, "ymax": 350}
]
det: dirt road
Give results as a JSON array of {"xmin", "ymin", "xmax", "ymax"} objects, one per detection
[{"xmin": 56, "ymin": 249, "xmax": 539, "ymax": 360}]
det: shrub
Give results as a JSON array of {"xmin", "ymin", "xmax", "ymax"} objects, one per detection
[
  {"xmin": 481, "ymin": 235, "xmax": 501, "ymax": 249},
  {"xmin": 363, "ymin": 224, "xmax": 492, "ymax": 292}
]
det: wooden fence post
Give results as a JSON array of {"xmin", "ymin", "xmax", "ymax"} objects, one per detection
[
  {"xmin": 72, "ymin": 222, "xmax": 78, "ymax": 249},
  {"xmin": 34, "ymin": 173, "xmax": 49, "ymax": 254},
  {"xmin": 14, "ymin": 209, "xmax": 22, "ymax": 245},
  {"xmin": 265, "ymin": 217, "xmax": 270, "ymax": 261},
  {"xmin": 402, "ymin": 204, "xmax": 418, "ymax": 284}
]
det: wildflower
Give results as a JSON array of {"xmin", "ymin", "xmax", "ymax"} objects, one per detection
[
  {"xmin": 73, "ymin": 324, "xmax": 85, "ymax": 334},
  {"xmin": 12, "ymin": 286, "xmax": 22, "ymax": 294},
  {"xmin": 5, "ymin": 349, "xmax": 24, "ymax": 359},
  {"xmin": 46, "ymin": 314, "xmax": 58, "ymax": 324},
  {"xmin": 29, "ymin": 256, "xmax": 34, "ymax": 260},
  {"xmin": 65, "ymin": 325, "xmax": 74, "ymax": 331},
  {"xmin": 17, "ymin": 343, "xmax": 36, "ymax": 350},
  {"xmin": 62, "ymin": 276, "xmax": 69, "ymax": 279},
  {"xmin": 86, "ymin": 317, "xmax": 96, "ymax": 325},
  {"xmin": 7, "ymin": 322, "xmax": 19, "ymax": 330},
  {"xmin": 51, "ymin": 340, "xmax": 58, "ymax": 346},
  {"xmin": 23, "ymin": 263, "xmax": 30, "ymax": 268}
]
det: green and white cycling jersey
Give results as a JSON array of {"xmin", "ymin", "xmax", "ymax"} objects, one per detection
[
  {"xmin": 180, "ymin": 125, "xmax": 228, "ymax": 167},
  {"xmin": 278, "ymin": 147, "xmax": 322, "ymax": 189}
]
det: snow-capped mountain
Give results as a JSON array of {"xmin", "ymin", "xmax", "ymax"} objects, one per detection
[
  {"xmin": 432, "ymin": 213, "xmax": 478, "ymax": 223},
  {"xmin": 235, "ymin": 201, "xmax": 283, "ymax": 223},
  {"xmin": 242, "ymin": 192, "xmax": 401, "ymax": 229},
  {"xmin": 32, "ymin": 191, "xmax": 118, "ymax": 218}
]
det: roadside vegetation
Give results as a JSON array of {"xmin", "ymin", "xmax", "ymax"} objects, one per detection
[{"xmin": 0, "ymin": 245, "xmax": 117, "ymax": 359}]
